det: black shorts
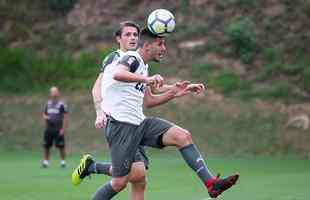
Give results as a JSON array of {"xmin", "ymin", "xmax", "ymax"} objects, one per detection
[
  {"xmin": 43, "ymin": 129, "xmax": 65, "ymax": 148},
  {"xmin": 105, "ymin": 117, "xmax": 174, "ymax": 177}
]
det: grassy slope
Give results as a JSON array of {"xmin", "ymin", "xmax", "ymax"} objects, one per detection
[
  {"xmin": 1, "ymin": 150, "xmax": 310, "ymax": 200},
  {"xmin": 1, "ymin": 92, "xmax": 310, "ymax": 156}
]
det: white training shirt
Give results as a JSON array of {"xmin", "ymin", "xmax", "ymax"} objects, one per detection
[
  {"xmin": 100, "ymin": 49, "xmax": 124, "ymax": 114},
  {"xmin": 101, "ymin": 50, "xmax": 148, "ymax": 125}
]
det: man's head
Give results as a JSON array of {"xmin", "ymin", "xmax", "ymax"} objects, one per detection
[
  {"xmin": 138, "ymin": 28, "xmax": 166, "ymax": 63},
  {"xmin": 50, "ymin": 86, "xmax": 60, "ymax": 100},
  {"xmin": 115, "ymin": 21, "xmax": 140, "ymax": 51}
]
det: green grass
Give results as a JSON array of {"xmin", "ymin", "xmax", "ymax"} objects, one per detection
[{"xmin": 1, "ymin": 150, "xmax": 310, "ymax": 200}]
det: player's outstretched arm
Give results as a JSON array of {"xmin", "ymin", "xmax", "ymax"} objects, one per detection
[
  {"xmin": 150, "ymin": 81, "xmax": 191, "ymax": 94},
  {"xmin": 143, "ymin": 86, "xmax": 176, "ymax": 108}
]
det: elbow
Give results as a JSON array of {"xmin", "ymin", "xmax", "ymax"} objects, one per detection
[{"xmin": 113, "ymin": 72, "xmax": 121, "ymax": 81}]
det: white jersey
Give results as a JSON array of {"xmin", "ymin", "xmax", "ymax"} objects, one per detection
[
  {"xmin": 101, "ymin": 51, "xmax": 148, "ymax": 125},
  {"xmin": 100, "ymin": 49, "xmax": 124, "ymax": 113}
]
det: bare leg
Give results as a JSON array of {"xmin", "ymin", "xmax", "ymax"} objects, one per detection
[
  {"xmin": 44, "ymin": 147, "xmax": 50, "ymax": 161},
  {"xmin": 59, "ymin": 147, "xmax": 65, "ymax": 160},
  {"xmin": 129, "ymin": 162, "xmax": 147, "ymax": 200}
]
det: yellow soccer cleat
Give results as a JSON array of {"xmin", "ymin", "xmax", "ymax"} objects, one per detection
[{"xmin": 71, "ymin": 154, "xmax": 94, "ymax": 186}]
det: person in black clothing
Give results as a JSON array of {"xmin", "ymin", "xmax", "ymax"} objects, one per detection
[{"xmin": 42, "ymin": 86, "xmax": 68, "ymax": 168}]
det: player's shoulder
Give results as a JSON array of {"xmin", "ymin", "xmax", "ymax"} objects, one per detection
[
  {"xmin": 102, "ymin": 50, "xmax": 122, "ymax": 66},
  {"xmin": 118, "ymin": 51, "xmax": 142, "ymax": 72},
  {"xmin": 120, "ymin": 51, "xmax": 142, "ymax": 64}
]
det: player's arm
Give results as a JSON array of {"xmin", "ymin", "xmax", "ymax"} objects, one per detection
[
  {"xmin": 62, "ymin": 113, "xmax": 68, "ymax": 132},
  {"xmin": 42, "ymin": 104, "xmax": 49, "ymax": 121},
  {"xmin": 92, "ymin": 52, "xmax": 120, "ymax": 128},
  {"xmin": 143, "ymin": 86, "xmax": 176, "ymax": 108},
  {"xmin": 92, "ymin": 73, "xmax": 107, "ymax": 128},
  {"xmin": 92, "ymin": 73, "xmax": 104, "ymax": 116},
  {"xmin": 60, "ymin": 104, "xmax": 68, "ymax": 135},
  {"xmin": 144, "ymin": 82, "xmax": 206, "ymax": 108},
  {"xmin": 150, "ymin": 81, "xmax": 191, "ymax": 94},
  {"xmin": 113, "ymin": 55, "xmax": 163, "ymax": 86}
]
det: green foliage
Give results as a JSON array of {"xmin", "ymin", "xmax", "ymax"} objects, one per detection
[
  {"xmin": 47, "ymin": 0, "xmax": 77, "ymax": 11},
  {"xmin": 191, "ymin": 63, "xmax": 213, "ymax": 80},
  {"xmin": 252, "ymin": 81, "xmax": 292, "ymax": 100},
  {"xmin": 225, "ymin": 16, "xmax": 258, "ymax": 63},
  {"xmin": 301, "ymin": 67, "xmax": 310, "ymax": 89},
  {"xmin": 303, "ymin": 0, "xmax": 310, "ymax": 17},
  {"xmin": 0, "ymin": 47, "xmax": 112, "ymax": 93},
  {"xmin": 212, "ymin": 71, "xmax": 251, "ymax": 95}
]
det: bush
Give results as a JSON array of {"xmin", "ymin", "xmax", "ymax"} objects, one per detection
[
  {"xmin": 252, "ymin": 82, "xmax": 292, "ymax": 100},
  {"xmin": 48, "ymin": 0, "xmax": 77, "ymax": 11},
  {"xmin": 212, "ymin": 71, "xmax": 251, "ymax": 95},
  {"xmin": 0, "ymin": 47, "xmax": 112, "ymax": 93},
  {"xmin": 225, "ymin": 16, "xmax": 258, "ymax": 63},
  {"xmin": 301, "ymin": 67, "xmax": 310, "ymax": 91},
  {"xmin": 191, "ymin": 63, "xmax": 213, "ymax": 80}
]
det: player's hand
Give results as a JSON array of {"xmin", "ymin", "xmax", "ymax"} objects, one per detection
[
  {"xmin": 146, "ymin": 74, "xmax": 164, "ymax": 89},
  {"xmin": 59, "ymin": 128, "xmax": 64, "ymax": 136},
  {"xmin": 95, "ymin": 113, "xmax": 107, "ymax": 129},
  {"xmin": 186, "ymin": 83, "xmax": 206, "ymax": 94},
  {"xmin": 173, "ymin": 81, "xmax": 192, "ymax": 97}
]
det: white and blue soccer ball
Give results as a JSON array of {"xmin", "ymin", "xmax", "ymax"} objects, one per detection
[{"xmin": 147, "ymin": 9, "xmax": 175, "ymax": 36}]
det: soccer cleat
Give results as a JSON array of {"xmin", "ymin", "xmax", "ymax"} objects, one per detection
[
  {"xmin": 71, "ymin": 154, "xmax": 94, "ymax": 186},
  {"xmin": 60, "ymin": 160, "xmax": 67, "ymax": 168},
  {"xmin": 206, "ymin": 173, "xmax": 239, "ymax": 198},
  {"xmin": 42, "ymin": 160, "xmax": 49, "ymax": 168}
]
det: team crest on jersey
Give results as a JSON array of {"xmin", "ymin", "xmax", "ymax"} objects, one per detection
[{"xmin": 127, "ymin": 57, "xmax": 136, "ymax": 65}]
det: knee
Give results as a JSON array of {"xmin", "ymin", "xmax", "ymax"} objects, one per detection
[
  {"xmin": 174, "ymin": 129, "xmax": 193, "ymax": 147},
  {"xmin": 111, "ymin": 178, "xmax": 128, "ymax": 192},
  {"xmin": 129, "ymin": 170, "xmax": 147, "ymax": 185}
]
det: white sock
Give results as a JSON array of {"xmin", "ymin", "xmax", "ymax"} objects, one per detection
[
  {"xmin": 60, "ymin": 160, "xmax": 66, "ymax": 165},
  {"xmin": 43, "ymin": 160, "xmax": 49, "ymax": 165}
]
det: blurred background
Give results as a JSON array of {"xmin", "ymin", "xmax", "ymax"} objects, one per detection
[{"xmin": 1, "ymin": 0, "xmax": 310, "ymax": 157}]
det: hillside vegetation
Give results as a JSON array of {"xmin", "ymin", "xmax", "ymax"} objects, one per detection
[{"xmin": 1, "ymin": 0, "xmax": 310, "ymax": 155}]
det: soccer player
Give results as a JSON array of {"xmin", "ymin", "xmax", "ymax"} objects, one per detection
[
  {"xmin": 90, "ymin": 28, "xmax": 239, "ymax": 199},
  {"xmin": 42, "ymin": 86, "xmax": 68, "ymax": 168},
  {"xmin": 73, "ymin": 21, "xmax": 150, "ymax": 200},
  {"xmin": 72, "ymin": 21, "xmax": 190, "ymax": 200}
]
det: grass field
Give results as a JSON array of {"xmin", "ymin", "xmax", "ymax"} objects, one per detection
[{"xmin": 1, "ymin": 150, "xmax": 310, "ymax": 200}]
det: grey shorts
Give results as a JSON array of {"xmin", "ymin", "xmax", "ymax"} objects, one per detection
[{"xmin": 105, "ymin": 117, "xmax": 174, "ymax": 177}]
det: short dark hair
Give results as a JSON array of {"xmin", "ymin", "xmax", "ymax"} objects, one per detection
[
  {"xmin": 114, "ymin": 21, "xmax": 140, "ymax": 37},
  {"xmin": 138, "ymin": 27, "xmax": 163, "ymax": 47}
]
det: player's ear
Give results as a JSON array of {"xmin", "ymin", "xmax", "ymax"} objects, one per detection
[
  {"xmin": 116, "ymin": 36, "xmax": 121, "ymax": 44},
  {"xmin": 143, "ymin": 41, "xmax": 151, "ymax": 51}
]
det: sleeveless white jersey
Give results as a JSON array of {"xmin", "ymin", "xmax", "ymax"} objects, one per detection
[{"xmin": 101, "ymin": 51, "xmax": 148, "ymax": 125}]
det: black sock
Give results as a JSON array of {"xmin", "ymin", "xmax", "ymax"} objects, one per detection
[
  {"xmin": 92, "ymin": 182, "xmax": 118, "ymax": 200},
  {"xmin": 180, "ymin": 144, "xmax": 213, "ymax": 183},
  {"xmin": 88, "ymin": 162, "xmax": 111, "ymax": 175}
]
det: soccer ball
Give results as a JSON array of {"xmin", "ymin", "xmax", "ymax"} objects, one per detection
[{"xmin": 147, "ymin": 9, "xmax": 175, "ymax": 36}]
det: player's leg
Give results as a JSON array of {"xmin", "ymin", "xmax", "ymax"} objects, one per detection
[
  {"xmin": 92, "ymin": 118, "xmax": 143, "ymax": 200},
  {"xmin": 92, "ymin": 175, "xmax": 128, "ymax": 200},
  {"xmin": 129, "ymin": 162, "xmax": 147, "ymax": 200},
  {"xmin": 141, "ymin": 118, "xmax": 239, "ymax": 198},
  {"xmin": 128, "ymin": 146, "xmax": 148, "ymax": 200},
  {"xmin": 42, "ymin": 130, "xmax": 52, "ymax": 168},
  {"xmin": 88, "ymin": 146, "xmax": 148, "ymax": 177},
  {"xmin": 162, "ymin": 126, "xmax": 239, "ymax": 198},
  {"xmin": 56, "ymin": 131, "xmax": 66, "ymax": 167}
]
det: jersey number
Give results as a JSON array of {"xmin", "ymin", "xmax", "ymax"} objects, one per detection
[{"xmin": 135, "ymin": 82, "xmax": 145, "ymax": 93}]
